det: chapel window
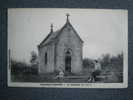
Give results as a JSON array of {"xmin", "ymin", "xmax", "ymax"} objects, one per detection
[{"xmin": 45, "ymin": 52, "xmax": 47, "ymax": 65}]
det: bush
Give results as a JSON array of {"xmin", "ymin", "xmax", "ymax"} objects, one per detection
[
  {"xmin": 83, "ymin": 58, "xmax": 94, "ymax": 68},
  {"xmin": 11, "ymin": 59, "xmax": 38, "ymax": 75}
]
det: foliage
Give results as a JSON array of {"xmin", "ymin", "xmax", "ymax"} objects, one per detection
[
  {"xmin": 83, "ymin": 58, "xmax": 94, "ymax": 68},
  {"xmin": 30, "ymin": 51, "xmax": 38, "ymax": 65},
  {"xmin": 82, "ymin": 53, "xmax": 123, "ymax": 82},
  {"xmin": 101, "ymin": 53, "xmax": 123, "ymax": 72},
  {"xmin": 11, "ymin": 59, "xmax": 38, "ymax": 76}
]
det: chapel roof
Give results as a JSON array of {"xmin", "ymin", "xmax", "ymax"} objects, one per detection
[{"xmin": 38, "ymin": 14, "xmax": 83, "ymax": 48}]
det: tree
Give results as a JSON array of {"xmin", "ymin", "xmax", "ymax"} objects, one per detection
[
  {"xmin": 30, "ymin": 51, "xmax": 38, "ymax": 66},
  {"xmin": 83, "ymin": 58, "xmax": 94, "ymax": 68},
  {"xmin": 101, "ymin": 54, "xmax": 111, "ymax": 69}
]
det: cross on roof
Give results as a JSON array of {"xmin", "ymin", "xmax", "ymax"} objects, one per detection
[
  {"xmin": 51, "ymin": 24, "xmax": 53, "ymax": 28},
  {"xmin": 50, "ymin": 23, "xmax": 53, "ymax": 32},
  {"xmin": 66, "ymin": 13, "xmax": 70, "ymax": 21}
]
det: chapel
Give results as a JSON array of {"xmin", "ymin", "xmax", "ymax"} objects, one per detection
[{"xmin": 38, "ymin": 14, "xmax": 83, "ymax": 74}]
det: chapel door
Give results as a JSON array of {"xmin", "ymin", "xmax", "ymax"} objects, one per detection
[{"xmin": 65, "ymin": 51, "xmax": 71, "ymax": 73}]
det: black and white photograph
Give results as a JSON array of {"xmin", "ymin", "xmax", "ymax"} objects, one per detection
[{"xmin": 8, "ymin": 8, "xmax": 128, "ymax": 88}]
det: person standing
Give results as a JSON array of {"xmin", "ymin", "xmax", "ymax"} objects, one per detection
[
  {"xmin": 94, "ymin": 60, "xmax": 101, "ymax": 71},
  {"xmin": 91, "ymin": 60, "xmax": 101, "ymax": 82}
]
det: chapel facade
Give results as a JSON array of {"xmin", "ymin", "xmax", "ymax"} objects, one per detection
[{"xmin": 38, "ymin": 14, "xmax": 83, "ymax": 74}]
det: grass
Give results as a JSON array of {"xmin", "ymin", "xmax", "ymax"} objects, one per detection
[
  {"xmin": 11, "ymin": 70, "xmax": 123, "ymax": 83},
  {"xmin": 11, "ymin": 73, "xmax": 88, "ymax": 83}
]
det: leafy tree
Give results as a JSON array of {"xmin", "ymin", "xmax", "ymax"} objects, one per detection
[
  {"xmin": 10, "ymin": 58, "xmax": 30, "ymax": 75},
  {"xmin": 30, "ymin": 51, "xmax": 38, "ymax": 66},
  {"xmin": 83, "ymin": 58, "xmax": 94, "ymax": 68},
  {"xmin": 101, "ymin": 54, "xmax": 111, "ymax": 69}
]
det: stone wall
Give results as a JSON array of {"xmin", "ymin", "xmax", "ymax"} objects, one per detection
[
  {"xmin": 38, "ymin": 43, "xmax": 55, "ymax": 74},
  {"xmin": 55, "ymin": 24, "xmax": 83, "ymax": 74}
]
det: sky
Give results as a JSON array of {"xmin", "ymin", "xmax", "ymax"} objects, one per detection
[{"xmin": 8, "ymin": 8, "xmax": 127, "ymax": 63}]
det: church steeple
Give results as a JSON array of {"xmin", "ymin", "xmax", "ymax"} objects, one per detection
[{"xmin": 50, "ymin": 23, "xmax": 53, "ymax": 33}]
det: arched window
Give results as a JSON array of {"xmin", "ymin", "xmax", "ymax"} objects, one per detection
[
  {"xmin": 66, "ymin": 50, "xmax": 71, "ymax": 56},
  {"xmin": 64, "ymin": 48, "xmax": 72, "ymax": 56},
  {"xmin": 65, "ymin": 50, "xmax": 72, "ymax": 72},
  {"xmin": 45, "ymin": 52, "xmax": 47, "ymax": 65}
]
